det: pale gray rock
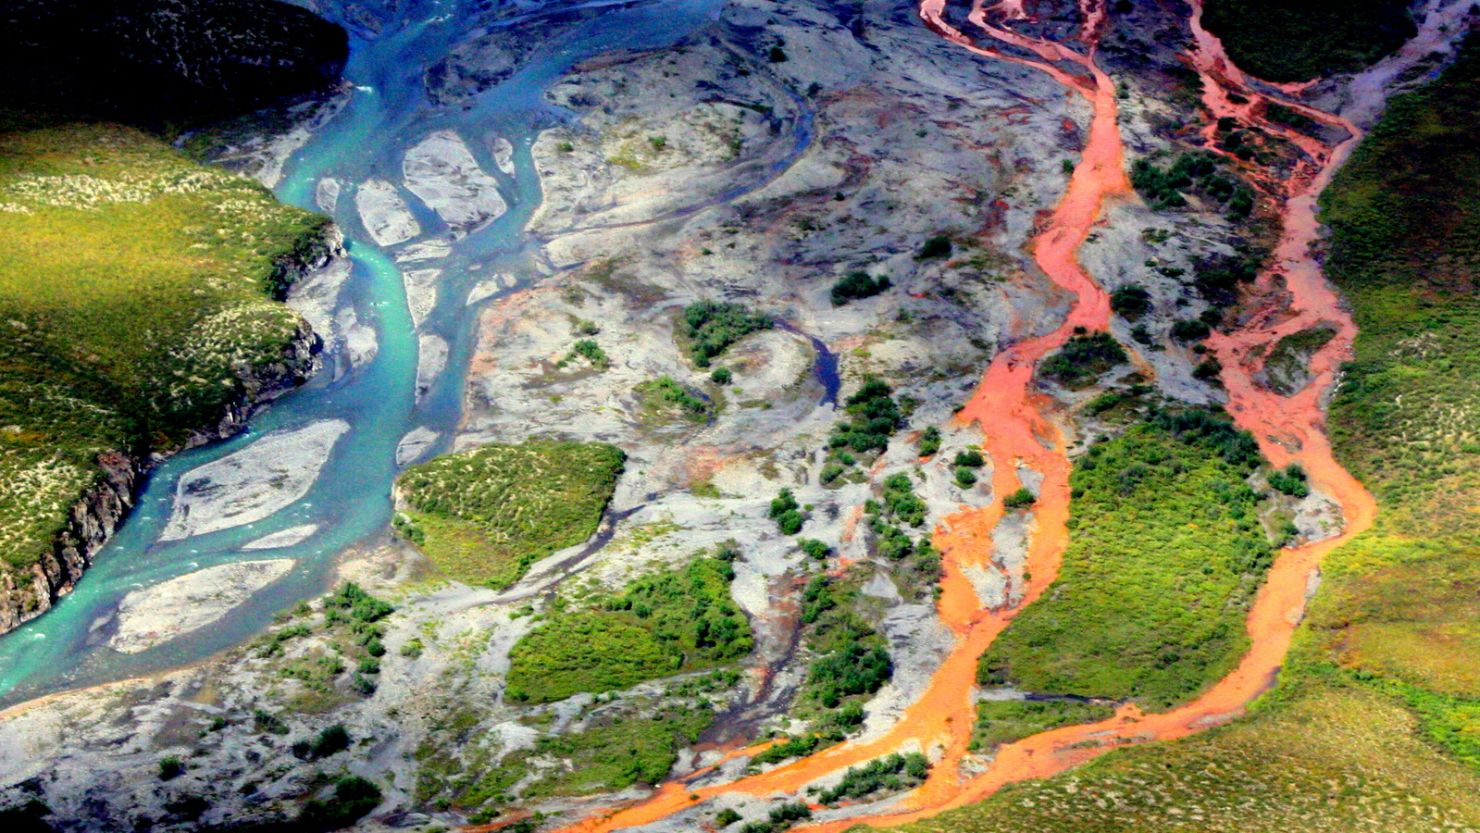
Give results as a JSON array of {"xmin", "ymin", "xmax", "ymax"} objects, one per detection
[
  {"xmin": 403, "ymin": 130, "xmax": 507, "ymax": 233},
  {"xmin": 354, "ymin": 179, "xmax": 421, "ymax": 246},
  {"xmin": 107, "ymin": 560, "xmax": 294, "ymax": 654},
  {"xmin": 403, "ymin": 268, "xmax": 441, "ymax": 329},
  {"xmin": 315, "ymin": 177, "xmax": 341, "ymax": 214},
  {"xmin": 160, "ymin": 420, "xmax": 350, "ymax": 542},
  {"xmin": 242, "ymin": 524, "xmax": 319, "ymax": 550},
  {"xmin": 396, "ymin": 426, "xmax": 440, "ymax": 466},
  {"xmin": 416, "ymin": 334, "xmax": 449, "ymax": 402},
  {"xmin": 492, "ymin": 136, "xmax": 515, "ymax": 174}
]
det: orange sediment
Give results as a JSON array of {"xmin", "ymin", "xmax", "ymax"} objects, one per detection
[{"xmin": 511, "ymin": 2, "xmax": 1380, "ymax": 832}]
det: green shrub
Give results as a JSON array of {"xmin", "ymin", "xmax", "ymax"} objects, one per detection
[
  {"xmin": 559, "ymin": 338, "xmax": 609, "ymax": 370},
  {"xmin": 298, "ymin": 775, "xmax": 381, "ymax": 831},
  {"xmin": 1110, "ymin": 285, "xmax": 1153, "ymax": 319},
  {"xmin": 978, "ymin": 414, "xmax": 1275, "ymax": 708},
  {"xmin": 954, "ymin": 449, "xmax": 984, "ymax": 468},
  {"xmin": 955, "ymin": 467, "xmax": 979, "ymax": 488},
  {"xmin": 717, "ymin": 808, "xmax": 743, "ymax": 827},
  {"xmin": 1003, "ymin": 488, "xmax": 1035, "ymax": 509},
  {"xmin": 710, "ymin": 366, "xmax": 732, "ymax": 385},
  {"xmin": 1131, "ymin": 152, "xmax": 1254, "ymax": 219},
  {"xmin": 158, "ymin": 756, "xmax": 184, "ymax": 781},
  {"xmin": 307, "ymin": 724, "xmax": 350, "ymax": 759},
  {"xmin": 770, "ymin": 488, "xmax": 803, "ymax": 535},
  {"xmin": 635, "ymin": 375, "xmax": 713, "ymax": 422},
  {"xmin": 828, "ymin": 375, "xmax": 905, "ymax": 457},
  {"xmin": 817, "ymin": 753, "xmax": 930, "ymax": 804},
  {"xmin": 916, "ymin": 235, "xmax": 953, "ymax": 260},
  {"xmin": 1201, "ymin": 0, "xmax": 1413, "ymax": 81},
  {"xmin": 1039, "ymin": 333, "xmax": 1128, "ymax": 388},
  {"xmin": 798, "ymin": 538, "xmax": 831, "ymax": 560},
  {"xmin": 680, "ymin": 301, "xmax": 772, "ymax": 367},
  {"xmin": 918, "ymin": 426, "xmax": 942, "ymax": 457},
  {"xmin": 831, "ymin": 271, "xmax": 892, "ymax": 305},
  {"xmin": 506, "ymin": 554, "xmax": 752, "ymax": 702},
  {"xmin": 970, "ymin": 698, "xmax": 1116, "ymax": 751},
  {"xmin": 1171, "ymin": 319, "xmax": 1211, "ymax": 342}
]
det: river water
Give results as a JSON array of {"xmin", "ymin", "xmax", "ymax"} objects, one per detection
[{"xmin": 0, "ymin": 0, "xmax": 728, "ymax": 707}]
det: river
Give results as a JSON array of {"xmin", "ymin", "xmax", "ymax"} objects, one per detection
[{"xmin": 0, "ymin": 0, "xmax": 730, "ymax": 708}]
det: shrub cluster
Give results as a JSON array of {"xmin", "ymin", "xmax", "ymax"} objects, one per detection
[
  {"xmin": 681, "ymin": 301, "xmax": 772, "ymax": 367},
  {"xmin": 1040, "ymin": 332, "xmax": 1128, "ymax": 388},
  {"xmin": 830, "ymin": 271, "xmax": 892, "ymax": 306},
  {"xmin": 506, "ymin": 553, "xmax": 752, "ymax": 703},
  {"xmin": 816, "ymin": 752, "xmax": 930, "ymax": 805}
]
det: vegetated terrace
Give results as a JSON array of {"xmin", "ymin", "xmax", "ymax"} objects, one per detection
[{"xmin": 0, "ymin": 121, "xmax": 327, "ymax": 575}]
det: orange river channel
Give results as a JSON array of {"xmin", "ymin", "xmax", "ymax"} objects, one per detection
[{"xmin": 483, "ymin": 2, "xmax": 1380, "ymax": 831}]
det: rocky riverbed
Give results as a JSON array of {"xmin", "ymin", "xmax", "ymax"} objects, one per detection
[{"xmin": 0, "ymin": 0, "xmax": 1344, "ymax": 829}]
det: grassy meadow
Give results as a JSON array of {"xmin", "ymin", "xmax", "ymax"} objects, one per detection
[
  {"xmin": 1201, "ymin": 0, "xmax": 1414, "ymax": 82},
  {"xmin": 0, "ymin": 122, "xmax": 326, "ymax": 574},
  {"xmin": 977, "ymin": 409, "xmax": 1275, "ymax": 710},
  {"xmin": 394, "ymin": 440, "xmax": 625, "ymax": 589}
]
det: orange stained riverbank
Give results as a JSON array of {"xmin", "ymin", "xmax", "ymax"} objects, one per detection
[
  {"xmin": 513, "ymin": 2, "xmax": 1382, "ymax": 832},
  {"xmin": 531, "ymin": 3, "xmax": 1132, "ymax": 832}
]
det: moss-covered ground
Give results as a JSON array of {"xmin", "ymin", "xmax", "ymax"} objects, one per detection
[
  {"xmin": 394, "ymin": 440, "xmax": 625, "ymax": 589},
  {"xmin": 0, "ymin": 122, "xmax": 326, "ymax": 574}
]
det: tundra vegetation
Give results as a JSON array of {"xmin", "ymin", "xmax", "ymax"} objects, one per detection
[
  {"xmin": 393, "ymin": 441, "xmax": 625, "ymax": 589},
  {"xmin": 889, "ymin": 37, "xmax": 1480, "ymax": 833},
  {"xmin": 505, "ymin": 550, "xmax": 752, "ymax": 703},
  {"xmin": 679, "ymin": 300, "xmax": 772, "ymax": 367},
  {"xmin": 1201, "ymin": 0, "xmax": 1414, "ymax": 82},
  {"xmin": 753, "ymin": 570, "xmax": 891, "ymax": 767},
  {"xmin": 1038, "ymin": 332, "xmax": 1129, "ymax": 389},
  {"xmin": 0, "ymin": 122, "xmax": 326, "ymax": 581},
  {"xmin": 978, "ymin": 408, "xmax": 1275, "ymax": 710}
]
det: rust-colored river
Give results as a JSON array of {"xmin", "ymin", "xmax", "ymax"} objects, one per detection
[{"xmin": 495, "ymin": 2, "xmax": 1381, "ymax": 831}]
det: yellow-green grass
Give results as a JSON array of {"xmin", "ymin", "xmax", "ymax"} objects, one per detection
[
  {"xmin": 505, "ymin": 554, "xmax": 752, "ymax": 703},
  {"xmin": 394, "ymin": 440, "xmax": 625, "ymax": 589},
  {"xmin": 970, "ymin": 698, "xmax": 1116, "ymax": 752},
  {"xmin": 879, "ymin": 37, "xmax": 1480, "ymax": 833},
  {"xmin": 977, "ymin": 411, "xmax": 1275, "ymax": 710},
  {"xmin": 416, "ymin": 697, "xmax": 714, "ymax": 820},
  {"xmin": 0, "ymin": 122, "xmax": 326, "ymax": 571},
  {"xmin": 892, "ymin": 679, "xmax": 1480, "ymax": 833},
  {"xmin": 1300, "ymin": 34, "xmax": 1480, "ymax": 758}
]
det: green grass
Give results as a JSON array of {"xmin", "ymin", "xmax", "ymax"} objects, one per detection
[
  {"xmin": 0, "ymin": 122, "xmax": 327, "ymax": 573},
  {"xmin": 1299, "ymin": 34, "xmax": 1480, "ymax": 744},
  {"xmin": 977, "ymin": 411, "xmax": 1275, "ymax": 709},
  {"xmin": 634, "ymin": 375, "xmax": 713, "ymax": 424},
  {"xmin": 816, "ymin": 753, "xmax": 929, "ymax": 805},
  {"xmin": 970, "ymin": 699, "xmax": 1116, "ymax": 752},
  {"xmin": 505, "ymin": 553, "xmax": 752, "ymax": 703},
  {"xmin": 890, "ymin": 679, "xmax": 1480, "ymax": 833},
  {"xmin": 394, "ymin": 441, "xmax": 625, "ymax": 589},
  {"xmin": 1202, "ymin": 0, "xmax": 1414, "ymax": 82},
  {"xmin": 1262, "ymin": 325, "xmax": 1335, "ymax": 395}
]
